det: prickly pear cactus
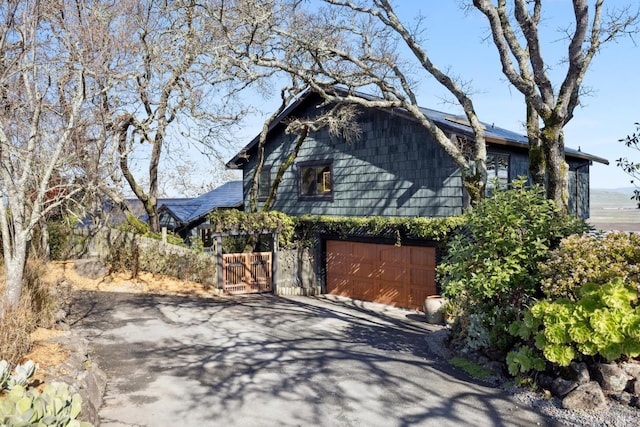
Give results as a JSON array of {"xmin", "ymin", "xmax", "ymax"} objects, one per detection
[
  {"xmin": 0, "ymin": 381, "xmax": 91, "ymax": 426},
  {"xmin": 7, "ymin": 360, "xmax": 37, "ymax": 390},
  {"xmin": 0, "ymin": 360, "xmax": 91, "ymax": 426}
]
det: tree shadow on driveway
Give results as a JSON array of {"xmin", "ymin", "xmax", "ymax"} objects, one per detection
[{"xmin": 68, "ymin": 291, "xmax": 553, "ymax": 427}]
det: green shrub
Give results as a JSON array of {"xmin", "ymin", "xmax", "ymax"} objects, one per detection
[
  {"xmin": 296, "ymin": 215, "xmax": 464, "ymax": 247},
  {"xmin": 540, "ymin": 232, "xmax": 640, "ymax": 300},
  {"xmin": 117, "ymin": 213, "xmax": 185, "ymax": 246},
  {"xmin": 107, "ymin": 231, "xmax": 217, "ymax": 286},
  {"xmin": 47, "ymin": 219, "xmax": 75, "ymax": 261},
  {"xmin": 508, "ymin": 279, "xmax": 640, "ymax": 375},
  {"xmin": 438, "ymin": 178, "xmax": 589, "ymax": 353}
]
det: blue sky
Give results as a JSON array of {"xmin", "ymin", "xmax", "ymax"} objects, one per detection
[
  {"xmin": 390, "ymin": 0, "xmax": 640, "ymax": 189},
  {"xmin": 225, "ymin": 1, "xmax": 640, "ymax": 192}
]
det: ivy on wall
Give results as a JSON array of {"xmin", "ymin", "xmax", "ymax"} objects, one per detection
[
  {"xmin": 296, "ymin": 214, "xmax": 466, "ymax": 246},
  {"xmin": 208, "ymin": 210, "xmax": 464, "ymax": 248},
  {"xmin": 208, "ymin": 210, "xmax": 296, "ymax": 247}
]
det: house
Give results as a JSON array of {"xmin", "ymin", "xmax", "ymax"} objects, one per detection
[
  {"xmin": 157, "ymin": 180, "xmax": 243, "ymax": 244},
  {"xmin": 225, "ymin": 88, "xmax": 608, "ymax": 310},
  {"xmin": 227, "ymin": 88, "xmax": 607, "ymax": 219}
]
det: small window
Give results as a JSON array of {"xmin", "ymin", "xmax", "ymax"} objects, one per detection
[
  {"xmin": 486, "ymin": 153, "xmax": 509, "ymax": 194},
  {"xmin": 298, "ymin": 161, "xmax": 333, "ymax": 199},
  {"xmin": 258, "ymin": 166, "xmax": 271, "ymax": 200}
]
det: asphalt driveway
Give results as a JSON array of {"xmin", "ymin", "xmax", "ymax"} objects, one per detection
[{"xmin": 69, "ymin": 292, "xmax": 553, "ymax": 426}]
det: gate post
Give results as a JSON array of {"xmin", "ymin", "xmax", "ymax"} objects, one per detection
[
  {"xmin": 216, "ymin": 235, "xmax": 223, "ymax": 290},
  {"xmin": 272, "ymin": 232, "xmax": 278, "ymax": 294}
]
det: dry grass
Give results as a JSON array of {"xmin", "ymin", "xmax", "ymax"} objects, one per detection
[
  {"xmin": 45, "ymin": 260, "xmax": 220, "ymax": 298},
  {"xmin": 0, "ymin": 297, "xmax": 37, "ymax": 365},
  {"xmin": 0, "ymin": 259, "xmax": 62, "ymax": 365}
]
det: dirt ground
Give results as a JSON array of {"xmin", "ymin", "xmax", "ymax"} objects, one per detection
[{"xmin": 42, "ymin": 260, "xmax": 218, "ymax": 297}]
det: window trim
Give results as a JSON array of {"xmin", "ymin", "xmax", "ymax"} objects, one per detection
[
  {"xmin": 486, "ymin": 152, "xmax": 510, "ymax": 194},
  {"xmin": 297, "ymin": 159, "xmax": 334, "ymax": 201},
  {"xmin": 257, "ymin": 165, "xmax": 271, "ymax": 201}
]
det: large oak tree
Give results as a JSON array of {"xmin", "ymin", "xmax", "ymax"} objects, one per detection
[{"xmin": 473, "ymin": 0, "xmax": 638, "ymax": 210}]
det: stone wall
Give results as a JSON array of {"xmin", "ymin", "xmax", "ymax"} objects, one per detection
[
  {"xmin": 274, "ymin": 246, "xmax": 321, "ymax": 296},
  {"xmin": 70, "ymin": 228, "xmax": 218, "ymax": 287}
]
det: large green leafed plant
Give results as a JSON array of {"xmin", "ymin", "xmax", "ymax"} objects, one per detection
[
  {"xmin": 507, "ymin": 279, "xmax": 640, "ymax": 375},
  {"xmin": 438, "ymin": 178, "xmax": 589, "ymax": 352}
]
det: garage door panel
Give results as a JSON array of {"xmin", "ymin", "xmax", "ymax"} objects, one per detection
[
  {"xmin": 379, "ymin": 264, "xmax": 405, "ymax": 282},
  {"xmin": 352, "ymin": 279, "xmax": 375, "ymax": 300},
  {"xmin": 327, "ymin": 275, "xmax": 351, "ymax": 295},
  {"xmin": 327, "ymin": 256, "xmax": 348, "ymax": 275},
  {"xmin": 352, "ymin": 243, "xmax": 375, "ymax": 261},
  {"xmin": 326, "ymin": 240, "xmax": 436, "ymax": 311},
  {"xmin": 377, "ymin": 280, "xmax": 404, "ymax": 305},
  {"xmin": 379, "ymin": 246, "xmax": 405, "ymax": 263},
  {"xmin": 410, "ymin": 247, "xmax": 436, "ymax": 267},
  {"xmin": 350, "ymin": 261, "xmax": 377, "ymax": 279}
]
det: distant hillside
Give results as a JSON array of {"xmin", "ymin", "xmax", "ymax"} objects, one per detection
[{"xmin": 589, "ymin": 188, "xmax": 640, "ymax": 232}]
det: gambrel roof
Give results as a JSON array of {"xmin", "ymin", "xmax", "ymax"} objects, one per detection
[{"xmin": 227, "ymin": 87, "xmax": 608, "ymax": 168}]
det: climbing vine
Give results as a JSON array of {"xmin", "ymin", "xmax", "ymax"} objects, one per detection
[
  {"xmin": 208, "ymin": 210, "xmax": 296, "ymax": 247},
  {"xmin": 296, "ymin": 215, "xmax": 465, "ymax": 246}
]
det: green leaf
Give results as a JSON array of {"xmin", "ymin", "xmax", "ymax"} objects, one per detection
[
  {"xmin": 623, "ymin": 339, "xmax": 640, "ymax": 358},
  {"xmin": 543, "ymin": 344, "xmax": 576, "ymax": 366},
  {"xmin": 601, "ymin": 343, "xmax": 623, "ymax": 361}
]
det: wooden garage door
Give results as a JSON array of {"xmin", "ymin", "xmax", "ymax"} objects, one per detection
[{"xmin": 326, "ymin": 240, "xmax": 437, "ymax": 311}]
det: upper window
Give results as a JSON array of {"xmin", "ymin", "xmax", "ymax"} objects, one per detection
[
  {"xmin": 486, "ymin": 153, "xmax": 509, "ymax": 194},
  {"xmin": 298, "ymin": 160, "xmax": 333, "ymax": 199},
  {"xmin": 258, "ymin": 166, "xmax": 271, "ymax": 200}
]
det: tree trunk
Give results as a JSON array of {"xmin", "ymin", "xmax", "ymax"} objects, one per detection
[
  {"xmin": 526, "ymin": 104, "xmax": 546, "ymax": 186},
  {"xmin": 39, "ymin": 218, "xmax": 51, "ymax": 262},
  {"xmin": 262, "ymin": 128, "xmax": 308, "ymax": 212},
  {"xmin": 1, "ymin": 239, "xmax": 28, "ymax": 316},
  {"xmin": 542, "ymin": 125, "xmax": 569, "ymax": 213}
]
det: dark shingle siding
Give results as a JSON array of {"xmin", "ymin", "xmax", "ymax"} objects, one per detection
[{"xmin": 244, "ymin": 107, "xmax": 464, "ymax": 217}]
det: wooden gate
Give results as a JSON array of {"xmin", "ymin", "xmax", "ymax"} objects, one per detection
[{"xmin": 222, "ymin": 252, "xmax": 272, "ymax": 295}]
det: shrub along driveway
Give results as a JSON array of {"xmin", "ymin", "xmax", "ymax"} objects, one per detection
[{"xmin": 69, "ymin": 292, "xmax": 551, "ymax": 427}]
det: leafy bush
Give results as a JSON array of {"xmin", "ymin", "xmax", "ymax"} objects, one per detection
[
  {"xmin": 117, "ymin": 213, "xmax": 185, "ymax": 246},
  {"xmin": 508, "ymin": 279, "xmax": 640, "ymax": 375},
  {"xmin": 107, "ymin": 231, "xmax": 217, "ymax": 286},
  {"xmin": 449, "ymin": 356, "xmax": 493, "ymax": 380},
  {"xmin": 438, "ymin": 178, "xmax": 589, "ymax": 353},
  {"xmin": 540, "ymin": 232, "xmax": 640, "ymax": 300},
  {"xmin": 47, "ymin": 219, "xmax": 75, "ymax": 261}
]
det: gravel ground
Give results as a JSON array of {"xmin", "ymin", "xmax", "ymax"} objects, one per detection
[
  {"xmin": 427, "ymin": 328, "xmax": 640, "ymax": 426},
  {"xmin": 510, "ymin": 388, "xmax": 640, "ymax": 427}
]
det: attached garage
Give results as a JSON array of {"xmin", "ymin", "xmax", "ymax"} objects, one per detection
[{"xmin": 326, "ymin": 240, "xmax": 437, "ymax": 311}]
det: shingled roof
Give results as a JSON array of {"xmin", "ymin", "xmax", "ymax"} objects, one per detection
[
  {"xmin": 227, "ymin": 87, "xmax": 608, "ymax": 168},
  {"xmin": 159, "ymin": 180, "xmax": 243, "ymax": 226}
]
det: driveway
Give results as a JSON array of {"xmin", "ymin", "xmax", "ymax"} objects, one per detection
[{"xmin": 69, "ymin": 292, "xmax": 553, "ymax": 426}]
